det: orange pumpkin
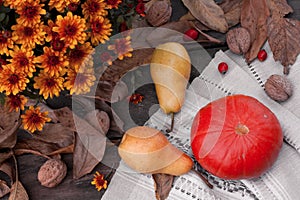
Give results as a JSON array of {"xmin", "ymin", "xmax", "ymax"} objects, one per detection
[{"xmin": 191, "ymin": 95, "xmax": 283, "ymax": 179}]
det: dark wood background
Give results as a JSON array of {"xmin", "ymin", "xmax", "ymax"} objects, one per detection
[{"xmin": 1, "ymin": 0, "xmax": 300, "ymax": 199}]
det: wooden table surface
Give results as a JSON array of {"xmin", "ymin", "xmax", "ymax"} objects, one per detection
[{"xmin": 2, "ymin": 0, "xmax": 300, "ymax": 199}]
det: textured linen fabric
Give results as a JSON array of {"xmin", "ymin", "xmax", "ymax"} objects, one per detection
[{"xmin": 102, "ymin": 43, "xmax": 300, "ymax": 200}]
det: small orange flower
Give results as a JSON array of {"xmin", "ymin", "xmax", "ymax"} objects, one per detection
[
  {"xmin": 21, "ymin": 106, "xmax": 51, "ymax": 133},
  {"xmin": 64, "ymin": 58, "xmax": 96, "ymax": 95},
  {"xmin": 49, "ymin": 0, "xmax": 68, "ymax": 13},
  {"xmin": 16, "ymin": 0, "xmax": 46, "ymax": 26},
  {"xmin": 35, "ymin": 47, "xmax": 69, "ymax": 77},
  {"xmin": 82, "ymin": 0, "xmax": 108, "ymax": 19},
  {"xmin": 45, "ymin": 20, "xmax": 57, "ymax": 43},
  {"xmin": 91, "ymin": 171, "xmax": 107, "ymax": 191},
  {"xmin": 3, "ymin": 0, "xmax": 22, "ymax": 9},
  {"xmin": 67, "ymin": 42, "xmax": 94, "ymax": 71},
  {"xmin": 88, "ymin": 16, "xmax": 112, "ymax": 46},
  {"xmin": 11, "ymin": 22, "xmax": 46, "ymax": 49},
  {"xmin": 34, "ymin": 71, "xmax": 64, "ymax": 99},
  {"xmin": 8, "ymin": 46, "xmax": 36, "ymax": 77},
  {"xmin": 129, "ymin": 93, "xmax": 144, "ymax": 105},
  {"xmin": 52, "ymin": 12, "xmax": 87, "ymax": 49},
  {"xmin": 0, "ymin": 31, "xmax": 14, "ymax": 56},
  {"xmin": 99, "ymin": 51, "xmax": 113, "ymax": 65},
  {"xmin": 108, "ymin": 36, "xmax": 133, "ymax": 60},
  {"xmin": 105, "ymin": 0, "xmax": 122, "ymax": 9},
  {"xmin": 5, "ymin": 94, "xmax": 28, "ymax": 112},
  {"xmin": 0, "ymin": 65, "xmax": 29, "ymax": 95}
]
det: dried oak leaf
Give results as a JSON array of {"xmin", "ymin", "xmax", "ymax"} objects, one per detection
[
  {"xmin": 181, "ymin": 0, "xmax": 228, "ymax": 33},
  {"xmin": 53, "ymin": 107, "xmax": 76, "ymax": 131},
  {"xmin": 72, "ymin": 114, "xmax": 107, "ymax": 179},
  {"xmin": 241, "ymin": 0, "xmax": 270, "ymax": 62},
  {"xmin": 219, "ymin": 0, "xmax": 244, "ymax": 28},
  {"xmin": 0, "ymin": 180, "xmax": 10, "ymax": 198},
  {"xmin": 0, "ymin": 105, "xmax": 20, "ymax": 149},
  {"xmin": 152, "ymin": 173, "xmax": 174, "ymax": 200},
  {"xmin": 266, "ymin": 0, "xmax": 293, "ymax": 17},
  {"xmin": 8, "ymin": 181, "xmax": 29, "ymax": 200},
  {"xmin": 267, "ymin": 16, "xmax": 300, "ymax": 74},
  {"xmin": 96, "ymin": 49, "xmax": 154, "ymax": 102}
]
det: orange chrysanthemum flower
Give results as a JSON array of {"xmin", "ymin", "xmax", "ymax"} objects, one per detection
[
  {"xmin": 105, "ymin": 0, "xmax": 122, "ymax": 9},
  {"xmin": 0, "ymin": 31, "xmax": 14, "ymax": 56},
  {"xmin": 108, "ymin": 36, "xmax": 133, "ymax": 60},
  {"xmin": 49, "ymin": 0, "xmax": 68, "ymax": 13},
  {"xmin": 82, "ymin": 0, "xmax": 108, "ymax": 19},
  {"xmin": 3, "ymin": 0, "xmax": 22, "ymax": 9},
  {"xmin": 64, "ymin": 58, "xmax": 96, "ymax": 95},
  {"xmin": 33, "ymin": 71, "xmax": 64, "ymax": 99},
  {"xmin": 67, "ymin": 42, "xmax": 94, "ymax": 71},
  {"xmin": 99, "ymin": 51, "xmax": 113, "ymax": 66},
  {"xmin": 8, "ymin": 46, "xmax": 36, "ymax": 78},
  {"xmin": 52, "ymin": 12, "xmax": 87, "ymax": 49},
  {"xmin": 21, "ymin": 106, "xmax": 51, "ymax": 133},
  {"xmin": 11, "ymin": 22, "xmax": 46, "ymax": 49},
  {"xmin": 5, "ymin": 94, "xmax": 28, "ymax": 112},
  {"xmin": 91, "ymin": 171, "xmax": 108, "ymax": 191},
  {"xmin": 16, "ymin": 0, "xmax": 46, "ymax": 26},
  {"xmin": 88, "ymin": 16, "xmax": 112, "ymax": 46},
  {"xmin": 35, "ymin": 47, "xmax": 69, "ymax": 77},
  {"xmin": 0, "ymin": 65, "xmax": 29, "ymax": 95},
  {"xmin": 45, "ymin": 20, "xmax": 57, "ymax": 43}
]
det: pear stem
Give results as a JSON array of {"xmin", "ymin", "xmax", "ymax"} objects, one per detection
[
  {"xmin": 166, "ymin": 112, "xmax": 175, "ymax": 133},
  {"xmin": 192, "ymin": 169, "xmax": 213, "ymax": 189}
]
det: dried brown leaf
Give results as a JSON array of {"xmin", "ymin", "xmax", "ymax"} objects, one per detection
[
  {"xmin": 96, "ymin": 49, "xmax": 154, "ymax": 102},
  {"xmin": 219, "ymin": 0, "xmax": 244, "ymax": 27},
  {"xmin": 0, "ymin": 105, "xmax": 20, "ymax": 149},
  {"xmin": 53, "ymin": 107, "xmax": 76, "ymax": 131},
  {"xmin": 267, "ymin": 17, "xmax": 300, "ymax": 74},
  {"xmin": 266, "ymin": 0, "xmax": 293, "ymax": 17},
  {"xmin": 8, "ymin": 181, "xmax": 28, "ymax": 200},
  {"xmin": 0, "ymin": 151, "xmax": 13, "ymax": 165},
  {"xmin": 72, "ymin": 114, "xmax": 106, "ymax": 179},
  {"xmin": 0, "ymin": 180, "xmax": 10, "ymax": 198},
  {"xmin": 182, "ymin": 0, "xmax": 228, "ymax": 33},
  {"xmin": 241, "ymin": 0, "xmax": 270, "ymax": 62},
  {"xmin": 152, "ymin": 173, "xmax": 174, "ymax": 200},
  {"xmin": 84, "ymin": 110, "xmax": 110, "ymax": 134},
  {"xmin": 0, "ymin": 162, "xmax": 14, "ymax": 182}
]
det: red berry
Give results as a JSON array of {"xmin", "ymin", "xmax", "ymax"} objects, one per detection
[
  {"xmin": 218, "ymin": 62, "xmax": 229, "ymax": 74},
  {"xmin": 183, "ymin": 29, "xmax": 199, "ymax": 41},
  {"xmin": 257, "ymin": 49, "xmax": 267, "ymax": 62}
]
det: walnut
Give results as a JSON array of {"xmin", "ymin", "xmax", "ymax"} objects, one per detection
[
  {"xmin": 146, "ymin": 0, "xmax": 172, "ymax": 27},
  {"xmin": 226, "ymin": 27, "xmax": 251, "ymax": 54},
  {"xmin": 38, "ymin": 159, "xmax": 67, "ymax": 188},
  {"xmin": 265, "ymin": 74, "xmax": 293, "ymax": 102}
]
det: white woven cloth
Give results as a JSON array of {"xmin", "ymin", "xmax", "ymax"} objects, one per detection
[{"xmin": 102, "ymin": 43, "xmax": 300, "ymax": 200}]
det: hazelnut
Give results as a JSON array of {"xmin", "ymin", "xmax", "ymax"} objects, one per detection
[
  {"xmin": 146, "ymin": 0, "xmax": 172, "ymax": 27},
  {"xmin": 226, "ymin": 27, "xmax": 251, "ymax": 54},
  {"xmin": 265, "ymin": 74, "xmax": 293, "ymax": 102},
  {"xmin": 38, "ymin": 159, "xmax": 67, "ymax": 188}
]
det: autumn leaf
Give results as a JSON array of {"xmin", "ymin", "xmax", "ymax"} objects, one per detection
[
  {"xmin": 266, "ymin": 0, "xmax": 293, "ymax": 17},
  {"xmin": 8, "ymin": 181, "xmax": 29, "ymax": 200},
  {"xmin": 267, "ymin": 16, "xmax": 300, "ymax": 74},
  {"xmin": 181, "ymin": 0, "xmax": 228, "ymax": 33},
  {"xmin": 72, "ymin": 114, "xmax": 107, "ymax": 179},
  {"xmin": 152, "ymin": 173, "xmax": 174, "ymax": 200},
  {"xmin": 53, "ymin": 107, "xmax": 76, "ymax": 131},
  {"xmin": 96, "ymin": 49, "xmax": 154, "ymax": 102},
  {"xmin": 241, "ymin": 0, "xmax": 270, "ymax": 62},
  {"xmin": 0, "ymin": 180, "xmax": 10, "ymax": 198},
  {"xmin": 219, "ymin": 0, "xmax": 244, "ymax": 28},
  {"xmin": 0, "ymin": 105, "xmax": 20, "ymax": 149},
  {"xmin": 84, "ymin": 110, "xmax": 110, "ymax": 134},
  {"xmin": 0, "ymin": 162, "xmax": 14, "ymax": 183}
]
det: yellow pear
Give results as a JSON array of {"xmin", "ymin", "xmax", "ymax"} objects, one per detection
[
  {"xmin": 150, "ymin": 42, "xmax": 191, "ymax": 114},
  {"xmin": 118, "ymin": 126, "xmax": 193, "ymax": 176}
]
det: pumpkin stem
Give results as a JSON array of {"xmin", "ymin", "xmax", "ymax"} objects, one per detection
[
  {"xmin": 166, "ymin": 112, "xmax": 175, "ymax": 133},
  {"xmin": 235, "ymin": 123, "xmax": 249, "ymax": 135}
]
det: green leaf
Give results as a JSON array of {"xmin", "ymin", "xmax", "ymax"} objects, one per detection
[
  {"xmin": 0, "ymin": 13, "xmax": 5, "ymax": 22},
  {"xmin": 0, "ymin": 6, "xmax": 11, "ymax": 13}
]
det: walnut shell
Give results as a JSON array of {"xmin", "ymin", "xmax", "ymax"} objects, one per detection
[
  {"xmin": 38, "ymin": 159, "xmax": 67, "ymax": 188},
  {"xmin": 226, "ymin": 27, "xmax": 251, "ymax": 54},
  {"xmin": 146, "ymin": 1, "xmax": 172, "ymax": 27},
  {"xmin": 265, "ymin": 74, "xmax": 293, "ymax": 102}
]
